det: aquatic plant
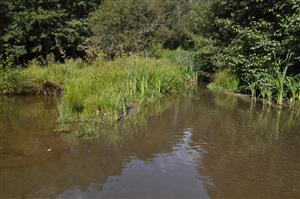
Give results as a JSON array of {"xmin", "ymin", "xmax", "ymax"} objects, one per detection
[
  {"xmin": 247, "ymin": 81, "xmax": 257, "ymax": 99},
  {"xmin": 274, "ymin": 64, "xmax": 288, "ymax": 106},
  {"xmin": 255, "ymin": 64, "xmax": 289, "ymax": 106},
  {"xmin": 245, "ymin": 52, "xmax": 295, "ymax": 106}
]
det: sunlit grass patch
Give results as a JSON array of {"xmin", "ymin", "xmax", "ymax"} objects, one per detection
[{"xmin": 58, "ymin": 56, "xmax": 188, "ymax": 123}]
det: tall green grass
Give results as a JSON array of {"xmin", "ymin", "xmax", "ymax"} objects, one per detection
[
  {"xmin": 1, "ymin": 54, "xmax": 193, "ymax": 125},
  {"xmin": 0, "ymin": 59, "xmax": 88, "ymax": 95},
  {"xmin": 151, "ymin": 47, "xmax": 198, "ymax": 86},
  {"xmin": 59, "ymin": 56, "xmax": 187, "ymax": 123}
]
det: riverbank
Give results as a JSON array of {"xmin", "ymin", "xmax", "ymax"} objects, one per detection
[
  {"xmin": 0, "ymin": 52, "xmax": 197, "ymax": 125},
  {"xmin": 207, "ymin": 70, "xmax": 300, "ymax": 109}
]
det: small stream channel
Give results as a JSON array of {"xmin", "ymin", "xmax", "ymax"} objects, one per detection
[{"xmin": 1, "ymin": 88, "xmax": 300, "ymax": 198}]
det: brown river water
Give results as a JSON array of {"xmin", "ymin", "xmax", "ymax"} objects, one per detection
[{"xmin": 1, "ymin": 88, "xmax": 300, "ymax": 199}]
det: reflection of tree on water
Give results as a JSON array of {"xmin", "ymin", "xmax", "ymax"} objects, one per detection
[{"xmin": 58, "ymin": 129, "xmax": 211, "ymax": 198}]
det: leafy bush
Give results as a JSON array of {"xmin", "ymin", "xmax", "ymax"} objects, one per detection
[{"xmin": 0, "ymin": 0, "xmax": 101, "ymax": 66}]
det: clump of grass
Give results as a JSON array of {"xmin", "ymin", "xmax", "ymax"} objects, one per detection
[
  {"xmin": 0, "ymin": 68, "xmax": 48, "ymax": 95},
  {"xmin": 151, "ymin": 47, "xmax": 198, "ymax": 86},
  {"xmin": 273, "ymin": 65, "xmax": 288, "ymax": 106},
  {"xmin": 208, "ymin": 70, "xmax": 239, "ymax": 92},
  {"xmin": 0, "ymin": 59, "xmax": 90, "ymax": 95},
  {"xmin": 58, "ymin": 56, "xmax": 187, "ymax": 123}
]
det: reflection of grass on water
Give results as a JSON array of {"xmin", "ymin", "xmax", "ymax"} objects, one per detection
[
  {"xmin": 0, "ymin": 96, "xmax": 58, "ymax": 136},
  {"xmin": 213, "ymin": 93, "xmax": 238, "ymax": 109},
  {"xmin": 209, "ymin": 91, "xmax": 300, "ymax": 154},
  {"xmin": 241, "ymin": 101, "xmax": 300, "ymax": 154},
  {"xmin": 58, "ymin": 95, "xmax": 181, "ymax": 142},
  {"xmin": 0, "ymin": 96, "xmax": 49, "ymax": 118}
]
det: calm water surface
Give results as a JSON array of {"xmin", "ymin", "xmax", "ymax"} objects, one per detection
[{"xmin": 1, "ymin": 89, "xmax": 300, "ymax": 199}]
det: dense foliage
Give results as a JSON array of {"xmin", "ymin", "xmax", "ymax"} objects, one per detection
[
  {"xmin": 88, "ymin": 0, "xmax": 193, "ymax": 57},
  {"xmin": 201, "ymin": 0, "xmax": 300, "ymax": 82},
  {"xmin": 0, "ymin": 0, "xmax": 101, "ymax": 66}
]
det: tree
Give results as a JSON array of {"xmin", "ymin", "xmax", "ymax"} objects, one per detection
[
  {"xmin": 88, "ymin": 0, "xmax": 193, "ymax": 57},
  {"xmin": 193, "ymin": 0, "xmax": 300, "ymax": 83},
  {"xmin": 0, "ymin": 0, "xmax": 102, "ymax": 66}
]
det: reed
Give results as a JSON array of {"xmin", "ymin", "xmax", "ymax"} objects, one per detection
[
  {"xmin": 247, "ymin": 82, "xmax": 257, "ymax": 99},
  {"xmin": 274, "ymin": 65, "xmax": 288, "ymax": 106}
]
